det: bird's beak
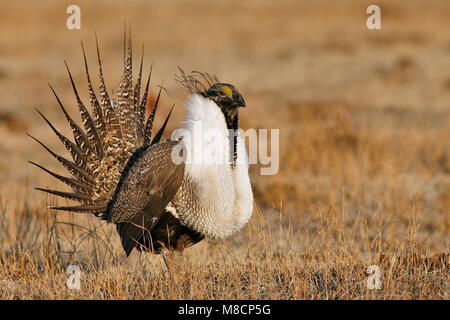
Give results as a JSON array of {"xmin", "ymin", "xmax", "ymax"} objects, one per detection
[{"xmin": 234, "ymin": 93, "xmax": 246, "ymax": 108}]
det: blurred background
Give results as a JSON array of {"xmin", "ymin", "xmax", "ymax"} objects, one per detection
[{"xmin": 0, "ymin": 0, "xmax": 448, "ymax": 254}]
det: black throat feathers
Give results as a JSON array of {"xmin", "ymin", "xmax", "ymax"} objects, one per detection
[{"xmin": 222, "ymin": 108, "xmax": 239, "ymax": 167}]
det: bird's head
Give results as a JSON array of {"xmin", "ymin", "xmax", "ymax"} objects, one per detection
[
  {"xmin": 175, "ymin": 69, "xmax": 246, "ymax": 129},
  {"xmin": 202, "ymin": 83, "xmax": 246, "ymax": 110},
  {"xmin": 202, "ymin": 83, "xmax": 245, "ymax": 129}
]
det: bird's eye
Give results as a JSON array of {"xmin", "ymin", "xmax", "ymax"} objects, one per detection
[{"xmin": 217, "ymin": 90, "xmax": 226, "ymax": 97}]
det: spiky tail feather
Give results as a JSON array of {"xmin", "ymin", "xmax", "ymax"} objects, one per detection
[{"xmin": 30, "ymin": 32, "xmax": 173, "ymax": 218}]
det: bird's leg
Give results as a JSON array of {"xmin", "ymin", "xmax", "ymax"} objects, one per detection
[
  {"xmin": 139, "ymin": 251, "xmax": 148, "ymax": 276},
  {"xmin": 161, "ymin": 249, "xmax": 185, "ymax": 282},
  {"xmin": 161, "ymin": 250, "xmax": 171, "ymax": 272}
]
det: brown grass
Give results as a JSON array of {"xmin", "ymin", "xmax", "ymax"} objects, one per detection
[{"xmin": 0, "ymin": 0, "xmax": 448, "ymax": 299}]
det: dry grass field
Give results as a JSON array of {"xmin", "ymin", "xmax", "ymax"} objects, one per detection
[{"xmin": 0, "ymin": 0, "xmax": 448, "ymax": 299}]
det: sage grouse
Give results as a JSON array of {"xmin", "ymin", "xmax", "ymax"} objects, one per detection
[{"xmin": 30, "ymin": 37, "xmax": 253, "ymax": 256}]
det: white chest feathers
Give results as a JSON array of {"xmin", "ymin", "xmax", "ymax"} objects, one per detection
[{"xmin": 171, "ymin": 94, "xmax": 253, "ymax": 239}]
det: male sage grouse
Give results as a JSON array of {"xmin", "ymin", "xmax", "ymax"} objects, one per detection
[{"xmin": 30, "ymin": 35, "xmax": 253, "ymax": 256}]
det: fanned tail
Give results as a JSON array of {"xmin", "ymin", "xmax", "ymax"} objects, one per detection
[{"xmin": 30, "ymin": 31, "xmax": 174, "ymax": 217}]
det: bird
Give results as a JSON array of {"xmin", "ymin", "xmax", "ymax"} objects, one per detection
[{"xmin": 29, "ymin": 34, "xmax": 253, "ymax": 257}]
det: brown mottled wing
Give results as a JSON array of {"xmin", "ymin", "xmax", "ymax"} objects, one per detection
[{"xmin": 105, "ymin": 140, "xmax": 184, "ymax": 255}]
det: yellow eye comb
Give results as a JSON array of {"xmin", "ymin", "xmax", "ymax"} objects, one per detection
[{"xmin": 220, "ymin": 85, "xmax": 233, "ymax": 97}]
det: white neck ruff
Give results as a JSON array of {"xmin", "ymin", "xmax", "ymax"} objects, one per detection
[{"xmin": 171, "ymin": 94, "xmax": 253, "ymax": 239}]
